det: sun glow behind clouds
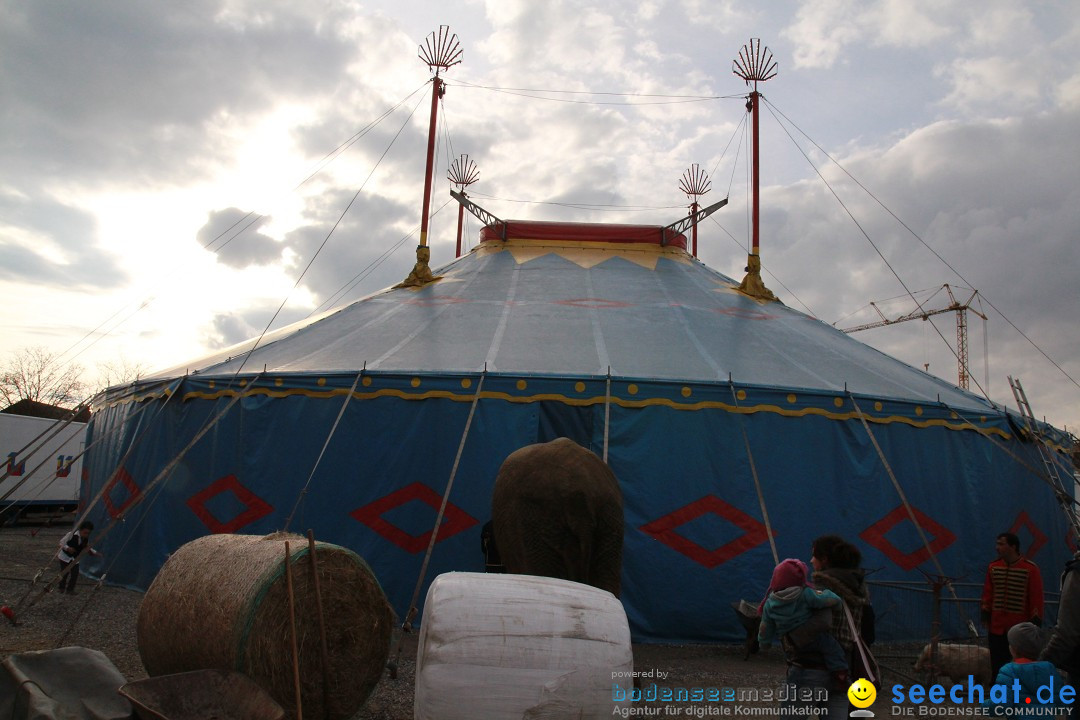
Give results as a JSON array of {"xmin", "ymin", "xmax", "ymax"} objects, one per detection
[{"xmin": 70, "ymin": 108, "xmax": 325, "ymax": 377}]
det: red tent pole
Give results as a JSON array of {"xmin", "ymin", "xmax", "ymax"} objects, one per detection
[
  {"xmin": 419, "ymin": 75, "xmax": 442, "ymax": 249},
  {"xmin": 732, "ymin": 39, "xmax": 777, "ymax": 301},
  {"xmin": 400, "ymin": 27, "xmax": 461, "ymax": 287},
  {"xmin": 750, "ymin": 87, "xmax": 760, "ymax": 257},
  {"xmin": 455, "ymin": 201, "xmax": 465, "ymax": 257},
  {"xmin": 691, "ymin": 200, "xmax": 699, "ymax": 257}
]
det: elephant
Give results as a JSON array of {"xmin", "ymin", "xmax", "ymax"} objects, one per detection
[{"xmin": 490, "ymin": 437, "xmax": 624, "ymax": 597}]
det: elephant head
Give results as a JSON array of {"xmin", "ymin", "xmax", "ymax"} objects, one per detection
[{"xmin": 490, "ymin": 437, "xmax": 624, "ymax": 597}]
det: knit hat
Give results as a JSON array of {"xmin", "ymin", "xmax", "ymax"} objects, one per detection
[
  {"xmin": 768, "ymin": 558, "xmax": 809, "ymax": 593},
  {"xmin": 1007, "ymin": 622, "xmax": 1046, "ymax": 660},
  {"xmin": 756, "ymin": 558, "xmax": 811, "ymax": 614}
]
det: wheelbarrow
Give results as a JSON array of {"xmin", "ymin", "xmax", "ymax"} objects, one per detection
[{"xmin": 119, "ymin": 669, "xmax": 286, "ymax": 720}]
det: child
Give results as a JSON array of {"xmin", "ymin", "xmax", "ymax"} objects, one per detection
[
  {"xmin": 56, "ymin": 521, "xmax": 102, "ymax": 595},
  {"xmin": 758, "ymin": 558, "xmax": 849, "ymax": 687},
  {"xmin": 992, "ymin": 622, "xmax": 1060, "ymax": 708}
]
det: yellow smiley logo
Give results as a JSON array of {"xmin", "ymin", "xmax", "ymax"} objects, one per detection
[{"xmin": 847, "ymin": 678, "xmax": 876, "ymax": 708}]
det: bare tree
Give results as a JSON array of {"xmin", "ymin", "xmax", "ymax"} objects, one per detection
[
  {"xmin": 0, "ymin": 346, "xmax": 86, "ymax": 409},
  {"xmin": 96, "ymin": 357, "xmax": 150, "ymax": 391}
]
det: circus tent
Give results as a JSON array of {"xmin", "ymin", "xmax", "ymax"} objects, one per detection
[{"xmin": 80, "ymin": 217, "xmax": 1075, "ymax": 642}]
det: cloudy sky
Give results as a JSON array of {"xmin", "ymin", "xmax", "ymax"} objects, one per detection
[{"xmin": 2, "ymin": 1, "xmax": 1078, "ymax": 434}]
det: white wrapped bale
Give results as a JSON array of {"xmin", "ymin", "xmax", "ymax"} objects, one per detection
[{"xmin": 414, "ymin": 572, "xmax": 633, "ymax": 719}]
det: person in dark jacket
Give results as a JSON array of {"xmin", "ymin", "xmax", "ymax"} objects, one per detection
[
  {"xmin": 55, "ymin": 521, "xmax": 102, "ymax": 594},
  {"xmin": 810, "ymin": 535, "xmax": 871, "ymax": 667},
  {"xmin": 782, "ymin": 536, "xmax": 870, "ymax": 718},
  {"xmin": 1039, "ymin": 550, "xmax": 1080, "ymax": 681}
]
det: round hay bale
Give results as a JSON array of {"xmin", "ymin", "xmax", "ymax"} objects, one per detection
[{"xmin": 137, "ymin": 532, "xmax": 393, "ymax": 720}]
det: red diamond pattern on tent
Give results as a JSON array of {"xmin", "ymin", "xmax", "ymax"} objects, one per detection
[
  {"xmin": 186, "ymin": 474, "xmax": 275, "ymax": 534},
  {"xmin": 351, "ymin": 482, "xmax": 479, "ymax": 553},
  {"xmin": 1009, "ymin": 511, "xmax": 1048, "ymax": 557},
  {"xmin": 103, "ymin": 467, "xmax": 142, "ymax": 519},
  {"xmin": 860, "ymin": 505, "xmax": 957, "ymax": 571},
  {"xmin": 554, "ymin": 298, "xmax": 633, "ymax": 309},
  {"xmin": 639, "ymin": 495, "xmax": 770, "ymax": 568}
]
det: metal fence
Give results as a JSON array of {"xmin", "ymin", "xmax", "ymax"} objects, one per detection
[{"xmin": 867, "ymin": 578, "xmax": 1059, "ymax": 687}]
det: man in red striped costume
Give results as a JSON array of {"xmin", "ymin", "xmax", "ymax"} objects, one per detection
[{"xmin": 981, "ymin": 532, "xmax": 1044, "ymax": 680}]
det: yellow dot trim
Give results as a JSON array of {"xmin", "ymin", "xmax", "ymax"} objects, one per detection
[
  {"xmin": 628, "ymin": 384, "xmax": 639, "ymax": 395},
  {"xmin": 833, "ymin": 397, "xmax": 843, "ymax": 408},
  {"xmin": 411, "ymin": 377, "xmax": 421, "ymax": 388},
  {"xmin": 681, "ymin": 387, "xmax": 692, "ymax": 398},
  {"xmin": 874, "ymin": 401, "xmax": 883, "ymax": 412},
  {"xmin": 461, "ymin": 378, "xmax": 472, "ymax": 389},
  {"xmin": 275, "ymin": 378, "xmax": 283, "ymax": 387},
  {"xmin": 362, "ymin": 376, "xmax": 372, "ymax": 387},
  {"xmin": 787, "ymin": 394, "xmax": 796, "ymax": 404},
  {"xmin": 574, "ymin": 382, "xmax": 585, "ymax": 393},
  {"xmin": 915, "ymin": 406, "xmax": 923, "ymax": 416},
  {"xmin": 516, "ymin": 380, "xmax": 527, "ymax": 390},
  {"xmin": 317, "ymin": 378, "xmax": 326, "ymax": 387},
  {"xmin": 737, "ymin": 390, "xmax": 747, "ymax": 401}
]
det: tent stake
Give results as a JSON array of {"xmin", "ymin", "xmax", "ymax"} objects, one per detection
[
  {"xmin": 307, "ymin": 530, "xmax": 332, "ymax": 720},
  {"xmin": 284, "ymin": 541, "xmax": 304, "ymax": 720}
]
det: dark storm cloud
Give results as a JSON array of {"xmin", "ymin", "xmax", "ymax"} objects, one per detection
[
  {"xmin": 195, "ymin": 184, "xmax": 423, "ymax": 350},
  {"xmin": 278, "ymin": 188, "xmax": 417, "ymax": 306},
  {"xmin": 0, "ymin": 192, "xmax": 127, "ymax": 288},
  {"xmin": 539, "ymin": 166, "xmax": 634, "ymax": 222},
  {"xmin": 292, "ymin": 85, "xmax": 432, "ymax": 164},
  {"xmin": 205, "ymin": 303, "xmax": 313, "ymax": 350},
  {"xmin": 0, "ymin": 1, "xmax": 357, "ymax": 186},
  {"xmin": 740, "ymin": 106, "xmax": 1080, "ymax": 420},
  {"xmin": 204, "ymin": 312, "xmax": 258, "ymax": 350},
  {"xmin": 197, "ymin": 208, "xmax": 281, "ymax": 268}
]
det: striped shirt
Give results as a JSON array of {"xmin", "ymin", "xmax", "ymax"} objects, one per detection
[{"xmin": 981, "ymin": 557, "xmax": 1044, "ymax": 635}]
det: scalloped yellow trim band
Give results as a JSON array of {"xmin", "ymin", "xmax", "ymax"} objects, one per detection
[{"xmin": 109, "ymin": 384, "xmax": 1018, "ymax": 442}]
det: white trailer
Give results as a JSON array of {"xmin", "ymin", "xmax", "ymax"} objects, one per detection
[{"xmin": 0, "ymin": 412, "xmax": 85, "ymax": 522}]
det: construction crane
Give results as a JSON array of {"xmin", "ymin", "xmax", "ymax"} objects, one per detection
[{"xmin": 837, "ymin": 284, "xmax": 987, "ymax": 390}]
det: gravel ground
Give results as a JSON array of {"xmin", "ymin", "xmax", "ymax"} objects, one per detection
[{"xmin": 2, "ymin": 524, "xmax": 911, "ymax": 718}]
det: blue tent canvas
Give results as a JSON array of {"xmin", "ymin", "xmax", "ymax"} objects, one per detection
[{"xmin": 81, "ymin": 219, "xmax": 1075, "ymax": 642}]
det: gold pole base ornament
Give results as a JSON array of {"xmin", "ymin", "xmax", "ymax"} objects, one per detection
[
  {"xmin": 737, "ymin": 253, "xmax": 777, "ymax": 302},
  {"xmin": 397, "ymin": 245, "xmax": 443, "ymax": 288}
]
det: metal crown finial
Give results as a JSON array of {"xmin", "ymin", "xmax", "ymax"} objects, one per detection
[
  {"xmin": 679, "ymin": 164, "xmax": 711, "ymax": 199},
  {"xmin": 733, "ymin": 38, "xmax": 777, "ymax": 86},
  {"xmin": 419, "ymin": 25, "xmax": 463, "ymax": 73},
  {"xmin": 447, "ymin": 154, "xmax": 479, "ymax": 188}
]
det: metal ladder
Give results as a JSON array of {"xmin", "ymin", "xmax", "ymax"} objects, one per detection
[{"xmin": 1008, "ymin": 376, "xmax": 1080, "ymax": 539}]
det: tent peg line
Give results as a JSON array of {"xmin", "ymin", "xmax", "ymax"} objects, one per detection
[
  {"xmin": 307, "ymin": 530, "xmax": 332, "ymax": 720},
  {"xmin": 603, "ymin": 367, "xmax": 612, "ymax": 463},
  {"xmin": 848, "ymin": 391, "xmax": 978, "ymax": 638},
  {"xmin": 16, "ymin": 375, "xmax": 258, "ymax": 616},
  {"xmin": 389, "ymin": 366, "xmax": 487, "ymax": 678},
  {"xmin": 728, "ymin": 374, "xmax": 778, "ymax": 565},
  {"xmin": 284, "ymin": 541, "xmax": 304, "ymax": 720},
  {"xmin": 284, "ymin": 367, "xmax": 366, "ymax": 532}
]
